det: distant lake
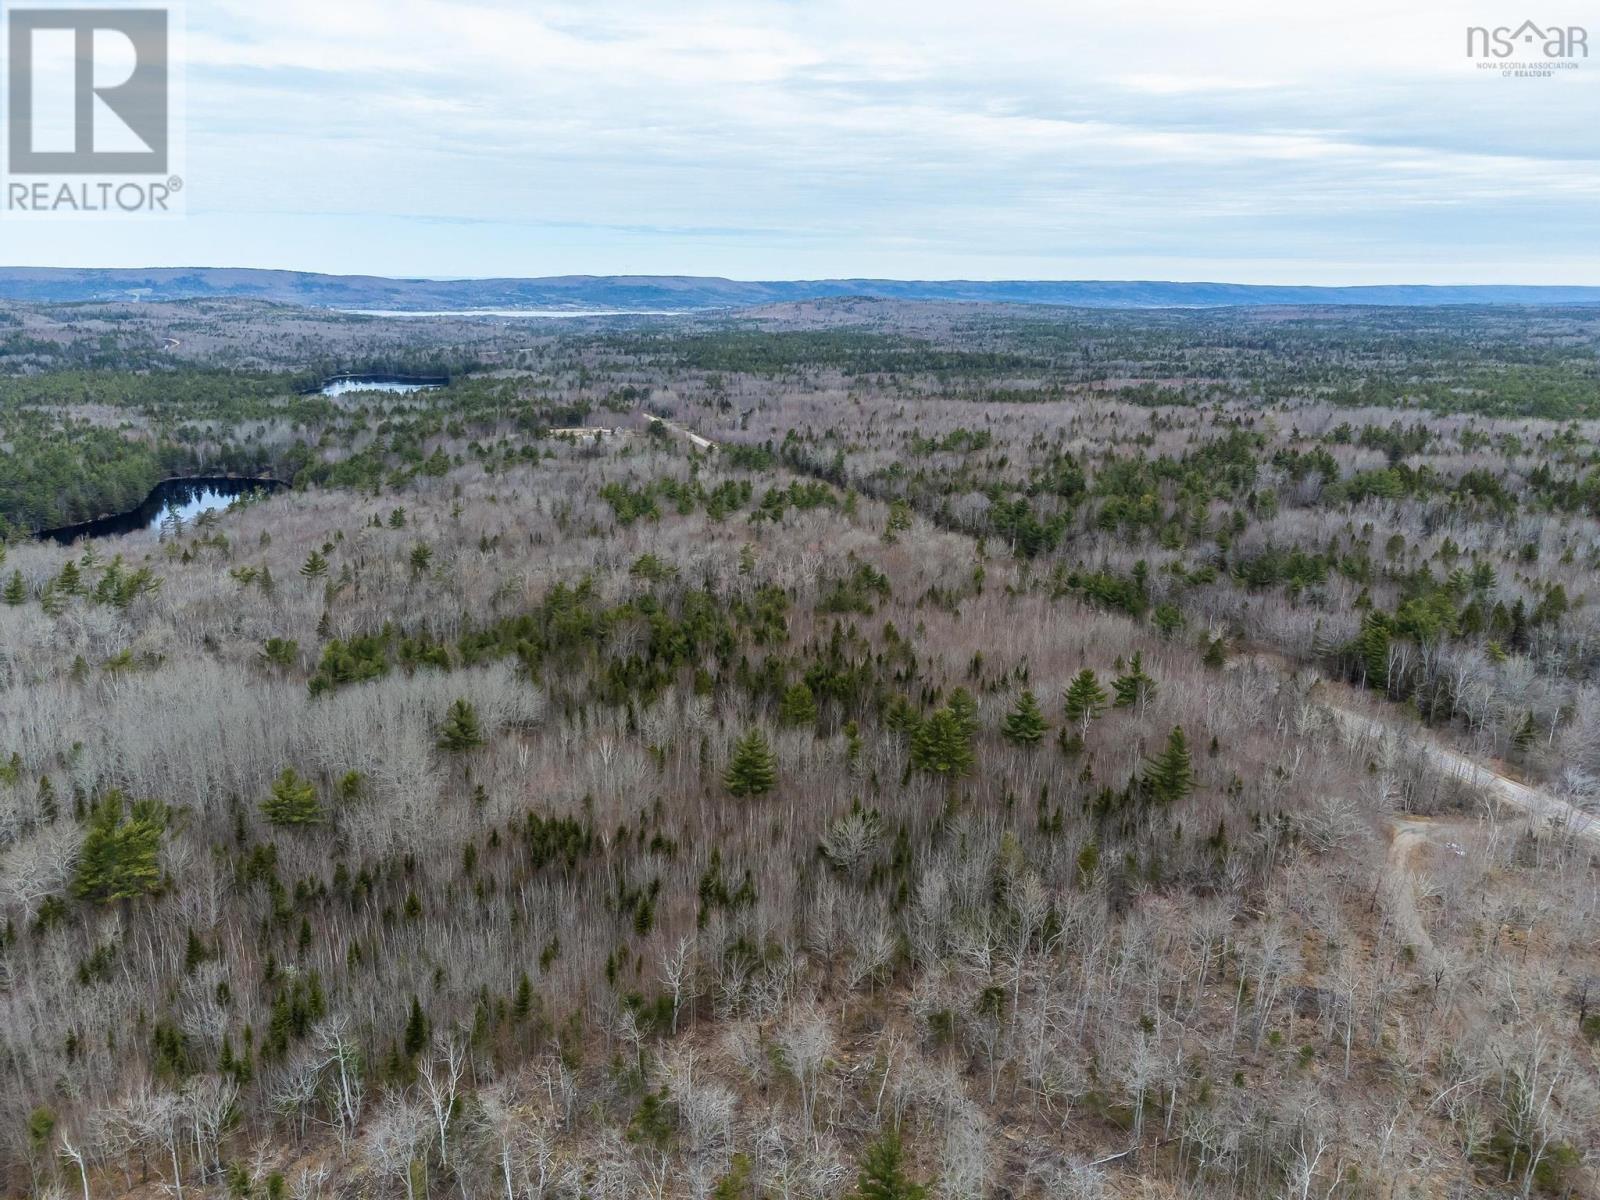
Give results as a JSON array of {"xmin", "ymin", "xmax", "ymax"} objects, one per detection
[
  {"xmin": 340, "ymin": 308, "xmax": 693, "ymax": 319},
  {"xmin": 318, "ymin": 373, "xmax": 448, "ymax": 397},
  {"xmin": 39, "ymin": 478, "xmax": 285, "ymax": 544}
]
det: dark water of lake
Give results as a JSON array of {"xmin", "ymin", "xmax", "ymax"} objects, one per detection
[{"xmin": 38, "ymin": 478, "xmax": 286, "ymax": 544}]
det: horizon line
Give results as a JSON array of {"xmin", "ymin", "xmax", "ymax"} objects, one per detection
[{"xmin": 4, "ymin": 265, "xmax": 1600, "ymax": 290}]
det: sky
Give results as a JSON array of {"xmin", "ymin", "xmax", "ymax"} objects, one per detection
[{"xmin": 3, "ymin": 0, "xmax": 1599, "ymax": 283}]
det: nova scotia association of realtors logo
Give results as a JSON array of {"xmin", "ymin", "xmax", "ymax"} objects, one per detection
[
  {"xmin": 3, "ymin": 3, "xmax": 183, "ymax": 215},
  {"xmin": 1467, "ymin": 19, "xmax": 1589, "ymax": 77}
]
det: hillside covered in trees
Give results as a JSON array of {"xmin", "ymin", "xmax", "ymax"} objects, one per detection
[{"xmin": 0, "ymin": 300, "xmax": 1597, "ymax": 1200}]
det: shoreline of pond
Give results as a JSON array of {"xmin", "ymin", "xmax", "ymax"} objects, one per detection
[{"xmin": 36, "ymin": 476, "xmax": 287, "ymax": 544}]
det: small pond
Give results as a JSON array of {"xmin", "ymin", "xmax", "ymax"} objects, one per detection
[{"xmin": 38, "ymin": 478, "xmax": 285, "ymax": 544}]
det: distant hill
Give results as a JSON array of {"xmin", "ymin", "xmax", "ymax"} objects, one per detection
[{"xmin": 1, "ymin": 267, "xmax": 1598, "ymax": 310}]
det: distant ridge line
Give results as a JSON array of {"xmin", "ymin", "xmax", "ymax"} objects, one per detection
[{"xmin": 1, "ymin": 267, "xmax": 1598, "ymax": 310}]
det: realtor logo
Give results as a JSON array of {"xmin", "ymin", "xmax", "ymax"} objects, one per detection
[
  {"xmin": 7, "ymin": 7, "xmax": 168, "ymax": 173},
  {"xmin": 1466, "ymin": 20, "xmax": 1589, "ymax": 60},
  {"xmin": 3, "ymin": 3, "xmax": 181, "ymax": 214}
]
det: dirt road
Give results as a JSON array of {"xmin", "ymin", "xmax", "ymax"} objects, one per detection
[
  {"xmin": 1383, "ymin": 819, "xmax": 1440, "ymax": 958},
  {"xmin": 660, "ymin": 419, "xmax": 716, "ymax": 451},
  {"xmin": 1239, "ymin": 650, "xmax": 1597, "ymax": 843},
  {"xmin": 1324, "ymin": 704, "xmax": 1598, "ymax": 842}
]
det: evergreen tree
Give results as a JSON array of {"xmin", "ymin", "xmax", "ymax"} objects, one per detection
[
  {"xmin": 1153, "ymin": 602, "xmax": 1185, "ymax": 638},
  {"xmin": 259, "ymin": 637, "xmax": 298, "ymax": 670},
  {"xmin": 513, "ymin": 972, "xmax": 535, "ymax": 1022},
  {"xmin": 1132, "ymin": 558, "xmax": 1150, "ymax": 600},
  {"xmin": 1357, "ymin": 612, "xmax": 1393, "ymax": 690},
  {"xmin": 946, "ymin": 687, "xmax": 979, "ymax": 740},
  {"xmin": 184, "ymin": 927, "xmax": 209, "ymax": 973},
  {"xmin": 712, "ymin": 1154, "xmax": 754, "ymax": 1200},
  {"xmin": 1145, "ymin": 726, "xmax": 1196, "ymax": 804},
  {"xmin": 1202, "ymin": 634, "xmax": 1228, "ymax": 669},
  {"xmin": 911, "ymin": 707, "xmax": 975, "ymax": 777},
  {"xmin": 778, "ymin": 682, "xmax": 819, "ymax": 727},
  {"xmin": 38, "ymin": 776, "xmax": 57, "ymax": 821},
  {"xmin": 725, "ymin": 729, "xmax": 778, "ymax": 797},
  {"xmin": 438, "ymin": 698, "xmax": 485, "ymax": 752},
  {"xmin": 26, "ymin": 1106, "xmax": 55, "ymax": 1160},
  {"xmin": 261, "ymin": 767, "xmax": 323, "ymax": 826},
  {"xmin": 403, "ymin": 995, "xmax": 429, "ymax": 1058},
  {"xmin": 1075, "ymin": 840, "xmax": 1100, "ymax": 884},
  {"xmin": 1113, "ymin": 651, "xmax": 1158, "ymax": 712},
  {"xmin": 2, "ymin": 570, "xmax": 24, "ymax": 607},
  {"xmin": 1001, "ymin": 690, "xmax": 1048, "ymax": 746},
  {"xmin": 884, "ymin": 500, "xmax": 913, "ymax": 542},
  {"xmin": 300, "ymin": 550, "xmax": 328, "ymax": 580},
  {"xmin": 74, "ymin": 793, "xmax": 167, "ymax": 903},
  {"xmin": 848, "ymin": 1129, "xmax": 928, "ymax": 1200},
  {"xmin": 1063, "ymin": 669, "xmax": 1108, "ymax": 735}
]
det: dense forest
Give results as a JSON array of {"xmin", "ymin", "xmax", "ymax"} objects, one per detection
[{"xmin": 0, "ymin": 299, "xmax": 1597, "ymax": 1200}]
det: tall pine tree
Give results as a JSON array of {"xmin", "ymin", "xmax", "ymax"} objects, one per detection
[
  {"xmin": 1063, "ymin": 669, "xmax": 1108, "ymax": 735},
  {"xmin": 725, "ymin": 729, "xmax": 778, "ymax": 797},
  {"xmin": 1144, "ymin": 726, "xmax": 1195, "ymax": 804},
  {"xmin": 848, "ymin": 1129, "xmax": 928, "ymax": 1200},
  {"xmin": 911, "ymin": 707, "xmax": 975, "ymax": 777},
  {"xmin": 1001, "ymin": 690, "xmax": 1048, "ymax": 746},
  {"xmin": 946, "ymin": 688, "xmax": 979, "ymax": 740},
  {"xmin": 74, "ymin": 793, "xmax": 167, "ymax": 903},
  {"xmin": 261, "ymin": 767, "xmax": 323, "ymax": 826},
  {"xmin": 779, "ymin": 682, "xmax": 819, "ymax": 728},
  {"xmin": 1357, "ymin": 612, "xmax": 1393, "ymax": 691},
  {"xmin": 1113, "ymin": 651, "xmax": 1158, "ymax": 712},
  {"xmin": 438, "ymin": 698, "xmax": 486, "ymax": 752},
  {"xmin": 403, "ymin": 995, "xmax": 430, "ymax": 1058}
]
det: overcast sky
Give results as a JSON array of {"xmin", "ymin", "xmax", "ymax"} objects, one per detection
[{"xmin": 6, "ymin": 0, "xmax": 1599, "ymax": 282}]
